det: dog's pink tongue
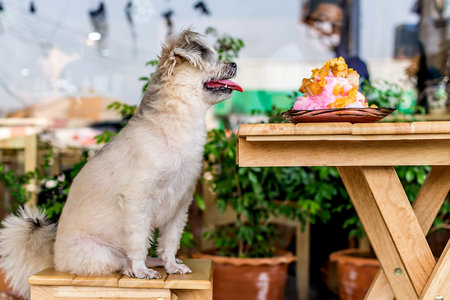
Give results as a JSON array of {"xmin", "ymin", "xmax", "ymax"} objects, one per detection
[{"xmin": 208, "ymin": 79, "xmax": 243, "ymax": 92}]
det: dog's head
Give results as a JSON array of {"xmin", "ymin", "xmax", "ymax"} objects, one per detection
[{"xmin": 155, "ymin": 30, "xmax": 243, "ymax": 106}]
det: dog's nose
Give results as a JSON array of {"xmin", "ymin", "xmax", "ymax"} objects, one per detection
[{"xmin": 229, "ymin": 62, "xmax": 237, "ymax": 69}]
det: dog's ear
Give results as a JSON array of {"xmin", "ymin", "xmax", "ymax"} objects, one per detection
[
  {"xmin": 172, "ymin": 47, "xmax": 202, "ymax": 68},
  {"xmin": 160, "ymin": 30, "xmax": 206, "ymax": 76}
]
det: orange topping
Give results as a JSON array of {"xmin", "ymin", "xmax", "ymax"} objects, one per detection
[
  {"xmin": 333, "ymin": 84, "xmax": 344, "ymax": 95},
  {"xmin": 298, "ymin": 78, "xmax": 312, "ymax": 93},
  {"xmin": 305, "ymin": 81, "xmax": 323, "ymax": 96},
  {"xmin": 348, "ymin": 86, "xmax": 358, "ymax": 99},
  {"xmin": 328, "ymin": 96, "xmax": 355, "ymax": 108},
  {"xmin": 319, "ymin": 77, "xmax": 327, "ymax": 87},
  {"xmin": 311, "ymin": 68, "xmax": 320, "ymax": 78},
  {"xmin": 369, "ymin": 104, "xmax": 378, "ymax": 108}
]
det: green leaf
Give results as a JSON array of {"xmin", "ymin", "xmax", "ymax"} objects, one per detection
[{"xmin": 195, "ymin": 194, "xmax": 206, "ymax": 211}]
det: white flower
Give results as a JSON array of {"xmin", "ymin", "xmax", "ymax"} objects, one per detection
[{"xmin": 45, "ymin": 180, "xmax": 58, "ymax": 189}]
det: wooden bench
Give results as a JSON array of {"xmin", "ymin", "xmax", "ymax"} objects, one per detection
[{"xmin": 28, "ymin": 259, "xmax": 213, "ymax": 300}]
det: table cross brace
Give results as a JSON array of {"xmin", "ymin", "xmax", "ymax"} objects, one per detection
[{"xmin": 338, "ymin": 166, "xmax": 450, "ymax": 300}]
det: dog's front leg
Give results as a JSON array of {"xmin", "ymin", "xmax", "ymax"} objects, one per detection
[
  {"xmin": 157, "ymin": 196, "xmax": 192, "ymax": 274},
  {"xmin": 120, "ymin": 194, "xmax": 161, "ymax": 279}
]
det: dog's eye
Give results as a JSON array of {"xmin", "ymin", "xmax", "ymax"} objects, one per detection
[{"xmin": 196, "ymin": 44, "xmax": 211, "ymax": 59}]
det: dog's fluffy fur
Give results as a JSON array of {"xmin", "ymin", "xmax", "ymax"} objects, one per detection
[{"xmin": 0, "ymin": 30, "xmax": 239, "ymax": 299}]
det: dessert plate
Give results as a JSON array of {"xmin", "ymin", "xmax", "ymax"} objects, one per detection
[{"xmin": 281, "ymin": 108, "xmax": 396, "ymax": 124}]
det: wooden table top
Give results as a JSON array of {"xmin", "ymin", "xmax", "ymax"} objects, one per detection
[
  {"xmin": 238, "ymin": 121, "xmax": 450, "ymax": 139},
  {"xmin": 236, "ymin": 122, "xmax": 450, "ymax": 167},
  {"xmin": 28, "ymin": 259, "xmax": 212, "ymax": 290}
]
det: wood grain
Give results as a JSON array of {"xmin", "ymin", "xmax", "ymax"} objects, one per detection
[
  {"xmin": 72, "ymin": 273, "xmax": 123, "ymax": 288},
  {"xmin": 413, "ymin": 166, "xmax": 450, "ymax": 232},
  {"xmin": 411, "ymin": 121, "xmax": 450, "ymax": 134},
  {"xmin": 338, "ymin": 167, "xmax": 418, "ymax": 299},
  {"xmin": 245, "ymin": 133, "xmax": 450, "ymax": 141},
  {"xmin": 419, "ymin": 240, "xmax": 450, "ymax": 300},
  {"xmin": 238, "ymin": 122, "xmax": 450, "ymax": 137},
  {"xmin": 238, "ymin": 123, "xmax": 296, "ymax": 136},
  {"xmin": 365, "ymin": 165, "xmax": 450, "ymax": 299},
  {"xmin": 238, "ymin": 139, "xmax": 450, "ymax": 167},
  {"xmin": 352, "ymin": 122, "xmax": 411, "ymax": 135},
  {"xmin": 173, "ymin": 289, "xmax": 213, "ymax": 300},
  {"xmin": 164, "ymin": 259, "xmax": 212, "ymax": 290},
  {"xmin": 30, "ymin": 285, "xmax": 171, "ymax": 299},
  {"xmin": 365, "ymin": 271, "xmax": 395, "ymax": 300},
  {"xmin": 29, "ymin": 260, "xmax": 213, "ymax": 299},
  {"xmin": 360, "ymin": 167, "xmax": 436, "ymax": 295},
  {"xmin": 29, "ymin": 269, "xmax": 75, "ymax": 286}
]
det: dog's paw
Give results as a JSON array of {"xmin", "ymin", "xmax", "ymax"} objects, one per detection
[
  {"xmin": 123, "ymin": 266, "xmax": 161, "ymax": 279},
  {"xmin": 165, "ymin": 263, "xmax": 192, "ymax": 274}
]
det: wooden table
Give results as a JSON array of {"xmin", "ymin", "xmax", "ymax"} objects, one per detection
[
  {"xmin": 237, "ymin": 122, "xmax": 450, "ymax": 300},
  {"xmin": 29, "ymin": 259, "xmax": 213, "ymax": 300}
]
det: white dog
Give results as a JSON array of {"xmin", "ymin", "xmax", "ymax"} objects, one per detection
[{"xmin": 0, "ymin": 29, "xmax": 242, "ymax": 299}]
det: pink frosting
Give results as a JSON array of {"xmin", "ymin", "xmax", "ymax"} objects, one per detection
[{"xmin": 293, "ymin": 75, "xmax": 366, "ymax": 110}]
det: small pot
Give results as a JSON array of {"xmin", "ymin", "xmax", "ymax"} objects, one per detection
[
  {"xmin": 329, "ymin": 248, "xmax": 379, "ymax": 300},
  {"xmin": 193, "ymin": 250, "xmax": 296, "ymax": 300}
]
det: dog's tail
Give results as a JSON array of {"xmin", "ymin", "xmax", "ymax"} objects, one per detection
[{"xmin": 0, "ymin": 206, "xmax": 56, "ymax": 299}]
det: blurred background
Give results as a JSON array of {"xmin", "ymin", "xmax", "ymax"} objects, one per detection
[
  {"xmin": 0, "ymin": 0, "xmax": 448, "ymax": 120},
  {"xmin": 0, "ymin": 1, "xmax": 449, "ymax": 300}
]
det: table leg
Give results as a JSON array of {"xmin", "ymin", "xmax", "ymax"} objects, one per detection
[
  {"xmin": 338, "ymin": 166, "xmax": 438, "ymax": 299},
  {"xmin": 296, "ymin": 221, "xmax": 310, "ymax": 300},
  {"xmin": 365, "ymin": 165, "xmax": 450, "ymax": 299},
  {"xmin": 419, "ymin": 239, "xmax": 450, "ymax": 300}
]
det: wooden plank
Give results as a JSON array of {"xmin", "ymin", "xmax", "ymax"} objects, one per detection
[
  {"xmin": 238, "ymin": 123, "xmax": 354, "ymax": 136},
  {"xmin": 294, "ymin": 123, "xmax": 353, "ymax": 135},
  {"xmin": 413, "ymin": 166, "xmax": 450, "ymax": 232},
  {"xmin": 365, "ymin": 271, "xmax": 395, "ymax": 300},
  {"xmin": 296, "ymin": 221, "xmax": 310, "ymax": 300},
  {"xmin": 30, "ymin": 285, "xmax": 171, "ymax": 299},
  {"xmin": 164, "ymin": 259, "xmax": 212, "ymax": 290},
  {"xmin": 238, "ymin": 139, "xmax": 450, "ymax": 167},
  {"xmin": 72, "ymin": 273, "xmax": 123, "ymax": 288},
  {"xmin": 28, "ymin": 269, "xmax": 75, "ymax": 286},
  {"xmin": 173, "ymin": 289, "xmax": 212, "ymax": 300},
  {"xmin": 238, "ymin": 122, "xmax": 450, "ymax": 137},
  {"xmin": 245, "ymin": 134, "xmax": 450, "ymax": 142},
  {"xmin": 238, "ymin": 123, "xmax": 295, "ymax": 136},
  {"xmin": 0, "ymin": 136, "xmax": 26, "ymax": 149},
  {"xmin": 118, "ymin": 268, "xmax": 167, "ymax": 289},
  {"xmin": 411, "ymin": 121, "xmax": 450, "ymax": 134},
  {"xmin": 419, "ymin": 240, "xmax": 450, "ymax": 300},
  {"xmin": 365, "ymin": 165, "xmax": 450, "ymax": 299},
  {"xmin": 360, "ymin": 167, "xmax": 436, "ymax": 295},
  {"xmin": 24, "ymin": 134, "xmax": 37, "ymax": 206},
  {"xmin": 337, "ymin": 167, "xmax": 418, "ymax": 299},
  {"xmin": 352, "ymin": 123, "xmax": 411, "ymax": 135}
]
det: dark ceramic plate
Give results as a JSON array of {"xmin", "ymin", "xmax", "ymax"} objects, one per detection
[{"xmin": 281, "ymin": 108, "xmax": 396, "ymax": 124}]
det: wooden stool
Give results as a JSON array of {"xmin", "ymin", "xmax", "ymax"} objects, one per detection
[{"xmin": 28, "ymin": 259, "xmax": 213, "ymax": 300}]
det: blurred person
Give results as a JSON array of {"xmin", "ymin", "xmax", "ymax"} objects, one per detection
[{"xmin": 303, "ymin": 0, "xmax": 370, "ymax": 84}]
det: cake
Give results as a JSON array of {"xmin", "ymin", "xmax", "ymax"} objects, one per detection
[{"xmin": 292, "ymin": 57, "xmax": 374, "ymax": 110}]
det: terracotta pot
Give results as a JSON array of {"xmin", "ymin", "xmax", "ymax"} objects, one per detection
[
  {"xmin": 193, "ymin": 250, "xmax": 296, "ymax": 300},
  {"xmin": 329, "ymin": 249, "xmax": 379, "ymax": 300}
]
